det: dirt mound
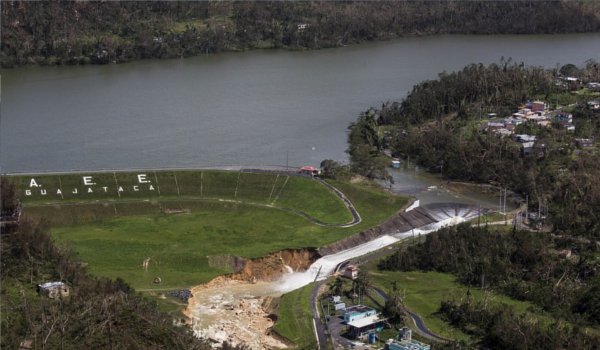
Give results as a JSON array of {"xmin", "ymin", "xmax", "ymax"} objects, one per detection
[{"xmin": 233, "ymin": 248, "xmax": 320, "ymax": 282}]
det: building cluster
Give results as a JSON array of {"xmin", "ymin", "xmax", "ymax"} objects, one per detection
[
  {"xmin": 484, "ymin": 98, "xmax": 598, "ymax": 154},
  {"xmin": 486, "ymin": 100, "xmax": 575, "ymax": 138},
  {"xmin": 329, "ymin": 299, "xmax": 432, "ymax": 349}
]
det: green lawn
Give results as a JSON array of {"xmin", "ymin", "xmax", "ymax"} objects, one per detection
[
  {"xmin": 16, "ymin": 172, "xmax": 407, "ymax": 291},
  {"xmin": 13, "ymin": 171, "xmax": 356, "ymax": 225},
  {"xmin": 364, "ymin": 265, "xmax": 543, "ymax": 343},
  {"xmin": 51, "ymin": 202, "xmax": 341, "ymax": 289},
  {"xmin": 274, "ymin": 283, "xmax": 317, "ymax": 350}
]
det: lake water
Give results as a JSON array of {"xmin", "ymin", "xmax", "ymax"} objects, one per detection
[{"xmin": 2, "ymin": 34, "xmax": 600, "ymax": 173}]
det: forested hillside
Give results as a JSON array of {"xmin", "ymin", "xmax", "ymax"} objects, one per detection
[
  {"xmin": 379, "ymin": 224, "xmax": 600, "ymax": 349},
  {"xmin": 0, "ymin": 179, "xmax": 242, "ymax": 349},
  {"xmin": 2, "ymin": 1, "xmax": 600, "ymax": 67},
  {"xmin": 346, "ymin": 60, "xmax": 600, "ymax": 239}
]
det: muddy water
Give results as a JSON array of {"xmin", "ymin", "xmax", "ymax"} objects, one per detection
[{"xmin": 386, "ymin": 164, "xmax": 519, "ymax": 210}]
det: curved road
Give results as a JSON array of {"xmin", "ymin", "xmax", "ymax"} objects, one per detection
[
  {"xmin": 16, "ymin": 165, "xmax": 363, "ymax": 228},
  {"xmin": 317, "ymin": 178, "xmax": 362, "ymax": 227},
  {"xmin": 372, "ymin": 288, "xmax": 449, "ymax": 343}
]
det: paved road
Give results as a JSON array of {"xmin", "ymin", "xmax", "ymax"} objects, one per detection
[
  {"xmin": 317, "ymin": 178, "xmax": 362, "ymax": 227},
  {"xmin": 310, "ymin": 281, "xmax": 330, "ymax": 349}
]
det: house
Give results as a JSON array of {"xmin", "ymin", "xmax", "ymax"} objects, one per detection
[
  {"xmin": 343, "ymin": 264, "xmax": 359, "ymax": 279},
  {"xmin": 514, "ymin": 134, "xmax": 537, "ymax": 143},
  {"xmin": 38, "ymin": 281, "xmax": 70, "ymax": 299},
  {"xmin": 554, "ymin": 112, "xmax": 573, "ymax": 124},
  {"xmin": 344, "ymin": 305, "xmax": 386, "ymax": 339},
  {"xmin": 344, "ymin": 305, "xmax": 377, "ymax": 323},
  {"xmin": 300, "ymin": 166, "xmax": 319, "ymax": 176},
  {"xmin": 297, "ymin": 23, "xmax": 308, "ymax": 31},
  {"xmin": 487, "ymin": 121, "xmax": 506, "ymax": 130},
  {"xmin": 587, "ymin": 100, "xmax": 600, "ymax": 110},
  {"xmin": 587, "ymin": 82, "xmax": 600, "ymax": 91},
  {"xmin": 504, "ymin": 117, "xmax": 524, "ymax": 126},
  {"xmin": 574, "ymin": 138, "xmax": 594, "ymax": 148},
  {"xmin": 531, "ymin": 101, "xmax": 546, "ymax": 113},
  {"xmin": 495, "ymin": 128, "xmax": 513, "ymax": 137},
  {"xmin": 537, "ymin": 120, "xmax": 551, "ymax": 128}
]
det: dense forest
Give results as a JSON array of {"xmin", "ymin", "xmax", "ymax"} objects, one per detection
[
  {"xmin": 0, "ymin": 179, "xmax": 243, "ymax": 349},
  {"xmin": 379, "ymin": 224, "xmax": 600, "ymax": 349},
  {"xmin": 2, "ymin": 1, "xmax": 600, "ymax": 67},
  {"xmin": 344, "ymin": 60, "xmax": 600, "ymax": 239}
]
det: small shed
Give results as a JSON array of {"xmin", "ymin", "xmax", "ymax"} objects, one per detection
[
  {"xmin": 344, "ymin": 264, "xmax": 359, "ymax": 280},
  {"xmin": 300, "ymin": 166, "xmax": 319, "ymax": 176},
  {"xmin": 38, "ymin": 281, "xmax": 70, "ymax": 299}
]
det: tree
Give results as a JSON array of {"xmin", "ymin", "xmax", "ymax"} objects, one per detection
[
  {"xmin": 353, "ymin": 270, "xmax": 371, "ymax": 303},
  {"xmin": 331, "ymin": 277, "xmax": 344, "ymax": 296},
  {"xmin": 383, "ymin": 281, "xmax": 405, "ymax": 325}
]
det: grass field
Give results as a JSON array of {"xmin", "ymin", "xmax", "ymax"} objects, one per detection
[
  {"xmin": 11, "ymin": 171, "xmax": 407, "ymax": 290},
  {"xmin": 364, "ymin": 262, "xmax": 544, "ymax": 342},
  {"xmin": 274, "ymin": 283, "xmax": 317, "ymax": 350},
  {"xmin": 14, "ymin": 170, "xmax": 354, "ymax": 225}
]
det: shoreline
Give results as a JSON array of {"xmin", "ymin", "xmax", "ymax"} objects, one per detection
[{"xmin": 5, "ymin": 32, "xmax": 600, "ymax": 70}]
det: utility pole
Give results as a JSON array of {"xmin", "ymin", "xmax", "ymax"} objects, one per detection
[
  {"xmin": 504, "ymin": 188, "xmax": 507, "ymax": 225},
  {"xmin": 286, "ymin": 150, "xmax": 289, "ymax": 171},
  {"xmin": 525, "ymin": 195, "xmax": 529, "ymax": 225},
  {"xmin": 499, "ymin": 188, "xmax": 503, "ymax": 215}
]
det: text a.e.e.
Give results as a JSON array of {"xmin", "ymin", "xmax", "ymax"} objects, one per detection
[{"xmin": 24, "ymin": 174, "xmax": 156, "ymax": 197}]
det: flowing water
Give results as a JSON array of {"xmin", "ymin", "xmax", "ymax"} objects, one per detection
[{"xmin": 5, "ymin": 33, "xmax": 597, "ymax": 347}]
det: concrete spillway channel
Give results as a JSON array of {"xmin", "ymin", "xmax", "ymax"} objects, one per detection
[
  {"xmin": 278, "ymin": 203, "xmax": 487, "ymax": 292},
  {"xmin": 187, "ymin": 202, "xmax": 487, "ymax": 349}
]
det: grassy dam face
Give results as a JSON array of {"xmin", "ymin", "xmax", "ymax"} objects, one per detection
[{"xmin": 7, "ymin": 170, "xmax": 407, "ymax": 289}]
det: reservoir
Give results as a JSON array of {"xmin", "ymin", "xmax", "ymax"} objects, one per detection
[{"xmin": 2, "ymin": 34, "xmax": 600, "ymax": 173}]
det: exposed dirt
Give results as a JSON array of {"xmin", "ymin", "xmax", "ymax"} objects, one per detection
[
  {"xmin": 186, "ymin": 278, "xmax": 288, "ymax": 349},
  {"xmin": 231, "ymin": 249, "xmax": 320, "ymax": 283},
  {"xmin": 185, "ymin": 249, "xmax": 319, "ymax": 349}
]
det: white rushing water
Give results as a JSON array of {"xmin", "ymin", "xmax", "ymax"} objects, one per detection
[
  {"xmin": 275, "ymin": 216, "xmax": 466, "ymax": 293},
  {"xmin": 188, "ymin": 213, "xmax": 469, "ymax": 347}
]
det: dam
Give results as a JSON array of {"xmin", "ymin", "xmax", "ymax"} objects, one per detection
[{"xmin": 188, "ymin": 202, "xmax": 488, "ymax": 348}]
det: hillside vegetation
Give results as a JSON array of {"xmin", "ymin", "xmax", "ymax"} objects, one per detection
[
  {"xmin": 0, "ymin": 181, "xmax": 246, "ymax": 349},
  {"xmin": 377, "ymin": 225, "xmax": 600, "ymax": 349},
  {"xmin": 2, "ymin": 1, "xmax": 600, "ymax": 67},
  {"xmin": 347, "ymin": 60, "xmax": 600, "ymax": 239}
]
